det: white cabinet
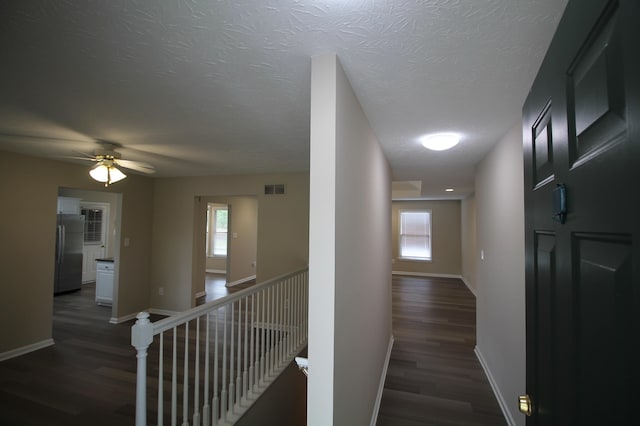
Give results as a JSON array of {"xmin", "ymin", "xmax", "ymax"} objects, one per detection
[
  {"xmin": 57, "ymin": 197, "xmax": 81, "ymax": 214},
  {"xmin": 96, "ymin": 260, "xmax": 114, "ymax": 306}
]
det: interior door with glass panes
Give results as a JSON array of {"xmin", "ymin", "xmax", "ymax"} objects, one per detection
[{"xmin": 81, "ymin": 203, "xmax": 109, "ymax": 283}]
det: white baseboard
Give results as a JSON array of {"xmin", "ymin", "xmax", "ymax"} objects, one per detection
[
  {"xmin": 110, "ymin": 308, "xmax": 179, "ymax": 324},
  {"xmin": 226, "ymin": 275, "xmax": 256, "ymax": 287},
  {"xmin": 206, "ymin": 269, "xmax": 226, "ymax": 274},
  {"xmin": 460, "ymin": 276, "xmax": 477, "ymax": 297},
  {"xmin": 109, "ymin": 312, "xmax": 138, "ymax": 324},
  {"xmin": 149, "ymin": 308, "xmax": 180, "ymax": 317},
  {"xmin": 392, "ymin": 271, "xmax": 477, "ymax": 297},
  {"xmin": 371, "ymin": 335, "xmax": 395, "ymax": 426},
  {"xmin": 475, "ymin": 346, "xmax": 516, "ymax": 426},
  {"xmin": 0, "ymin": 338, "xmax": 54, "ymax": 362},
  {"xmin": 392, "ymin": 271, "xmax": 460, "ymax": 279},
  {"xmin": 195, "ymin": 290, "xmax": 206, "ymax": 298}
]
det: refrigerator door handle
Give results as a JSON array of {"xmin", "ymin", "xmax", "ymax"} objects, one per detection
[
  {"xmin": 60, "ymin": 225, "xmax": 66, "ymax": 264},
  {"xmin": 56, "ymin": 225, "xmax": 62, "ymax": 264}
]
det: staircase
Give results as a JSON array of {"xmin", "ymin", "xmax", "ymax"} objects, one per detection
[{"xmin": 131, "ymin": 268, "xmax": 309, "ymax": 425}]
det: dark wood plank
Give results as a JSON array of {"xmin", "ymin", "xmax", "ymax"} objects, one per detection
[
  {"xmin": 0, "ymin": 277, "xmax": 253, "ymax": 426},
  {"xmin": 1, "ymin": 275, "xmax": 503, "ymax": 425},
  {"xmin": 377, "ymin": 275, "xmax": 506, "ymax": 426}
]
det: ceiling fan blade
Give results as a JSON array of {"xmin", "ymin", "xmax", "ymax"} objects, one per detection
[
  {"xmin": 116, "ymin": 159, "xmax": 156, "ymax": 174},
  {"xmin": 58, "ymin": 155, "xmax": 98, "ymax": 161}
]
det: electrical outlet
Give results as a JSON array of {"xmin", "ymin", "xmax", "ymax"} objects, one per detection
[
  {"xmin": 251, "ymin": 261, "xmax": 256, "ymax": 268},
  {"xmin": 158, "ymin": 287, "xmax": 164, "ymax": 296}
]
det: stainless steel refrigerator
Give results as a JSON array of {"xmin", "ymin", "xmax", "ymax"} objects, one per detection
[{"xmin": 54, "ymin": 214, "xmax": 84, "ymax": 294}]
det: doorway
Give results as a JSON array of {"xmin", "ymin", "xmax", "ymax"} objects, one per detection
[
  {"xmin": 57, "ymin": 187, "xmax": 122, "ymax": 321},
  {"xmin": 193, "ymin": 195, "xmax": 258, "ymax": 304},
  {"xmin": 80, "ymin": 202, "xmax": 110, "ymax": 283}
]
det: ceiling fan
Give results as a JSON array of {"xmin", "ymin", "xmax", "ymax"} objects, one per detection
[{"xmin": 68, "ymin": 141, "xmax": 155, "ymax": 187}]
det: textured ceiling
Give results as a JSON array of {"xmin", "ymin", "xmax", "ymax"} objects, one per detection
[{"xmin": 0, "ymin": 0, "xmax": 568, "ymax": 198}]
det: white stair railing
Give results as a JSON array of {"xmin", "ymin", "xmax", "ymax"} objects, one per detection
[{"xmin": 132, "ymin": 268, "xmax": 309, "ymax": 426}]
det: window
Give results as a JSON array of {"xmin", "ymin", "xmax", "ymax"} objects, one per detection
[
  {"xmin": 81, "ymin": 208, "xmax": 103, "ymax": 244},
  {"xmin": 399, "ymin": 210, "xmax": 431, "ymax": 260},
  {"xmin": 206, "ymin": 204, "xmax": 228, "ymax": 257}
]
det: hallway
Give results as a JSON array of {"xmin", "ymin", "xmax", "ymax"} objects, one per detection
[{"xmin": 377, "ymin": 275, "xmax": 506, "ymax": 426}]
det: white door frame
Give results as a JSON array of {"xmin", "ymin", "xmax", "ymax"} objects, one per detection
[{"xmin": 80, "ymin": 202, "xmax": 110, "ymax": 283}]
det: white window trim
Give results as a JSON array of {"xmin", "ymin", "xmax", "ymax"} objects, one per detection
[
  {"xmin": 206, "ymin": 204, "xmax": 228, "ymax": 258},
  {"xmin": 398, "ymin": 209, "xmax": 432, "ymax": 262}
]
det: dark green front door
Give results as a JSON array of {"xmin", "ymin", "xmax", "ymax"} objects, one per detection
[{"xmin": 523, "ymin": 0, "xmax": 639, "ymax": 424}]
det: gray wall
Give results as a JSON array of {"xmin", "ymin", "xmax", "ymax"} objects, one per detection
[
  {"xmin": 308, "ymin": 54, "xmax": 392, "ymax": 425},
  {"xmin": 475, "ymin": 121, "xmax": 526, "ymax": 426},
  {"xmin": 461, "ymin": 194, "xmax": 477, "ymax": 293},
  {"xmin": 391, "ymin": 200, "xmax": 461, "ymax": 276},
  {"xmin": 151, "ymin": 173, "xmax": 309, "ymax": 311},
  {"xmin": 0, "ymin": 150, "xmax": 153, "ymax": 355}
]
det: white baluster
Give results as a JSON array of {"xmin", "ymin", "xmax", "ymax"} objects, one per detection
[
  {"xmin": 243, "ymin": 296, "xmax": 249, "ymax": 403},
  {"xmin": 172, "ymin": 328, "xmax": 177, "ymax": 426},
  {"xmin": 203, "ymin": 314, "xmax": 210, "ymax": 426},
  {"xmin": 277, "ymin": 283, "xmax": 282, "ymax": 367},
  {"xmin": 221, "ymin": 308, "xmax": 228, "ymax": 422},
  {"xmin": 213, "ymin": 310, "xmax": 219, "ymax": 426},
  {"xmin": 260, "ymin": 288, "xmax": 266, "ymax": 386},
  {"xmin": 270, "ymin": 286, "xmax": 275, "ymax": 376},
  {"xmin": 249, "ymin": 293, "xmax": 255, "ymax": 396},
  {"xmin": 158, "ymin": 332, "xmax": 164, "ymax": 426},
  {"xmin": 131, "ymin": 312, "xmax": 153, "ymax": 426},
  {"xmin": 229, "ymin": 303, "xmax": 235, "ymax": 414},
  {"xmin": 182, "ymin": 321, "xmax": 189, "ymax": 426},
  {"xmin": 287, "ymin": 279, "xmax": 291, "ymax": 356},
  {"xmin": 193, "ymin": 317, "xmax": 200, "ymax": 426},
  {"xmin": 279, "ymin": 283, "xmax": 283, "ymax": 364},
  {"xmin": 266, "ymin": 286, "xmax": 271, "ymax": 378},
  {"xmin": 236, "ymin": 297, "xmax": 242, "ymax": 409},
  {"xmin": 274, "ymin": 284, "xmax": 280, "ymax": 368},
  {"xmin": 293, "ymin": 278, "xmax": 298, "ymax": 349}
]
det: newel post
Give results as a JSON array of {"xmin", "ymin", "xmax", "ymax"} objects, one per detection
[{"xmin": 131, "ymin": 311, "xmax": 154, "ymax": 426}]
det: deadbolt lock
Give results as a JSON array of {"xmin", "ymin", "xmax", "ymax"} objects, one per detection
[{"xmin": 519, "ymin": 394, "xmax": 533, "ymax": 416}]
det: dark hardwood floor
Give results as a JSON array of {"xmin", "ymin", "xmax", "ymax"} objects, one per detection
[
  {"xmin": 376, "ymin": 275, "xmax": 506, "ymax": 426},
  {"xmin": 1, "ymin": 275, "xmax": 504, "ymax": 425},
  {"xmin": 0, "ymin": 283, "xmax": 142, "ymax": 425},
  {"xmin": 0, "ymin": 277, "xmax": 252, "ymax": 426}
]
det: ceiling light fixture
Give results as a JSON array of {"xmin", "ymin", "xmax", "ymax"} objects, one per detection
[
  {"xmin": 445, "ymin": 188, "xmax": 454, "ymax": 192},
  {"xmin": 89, "ymin": 160, "xmax": 127, "ymax": 187},
  {"xmin": 421, "ymin": 133, "xmax": 460, "ymax": 151}
]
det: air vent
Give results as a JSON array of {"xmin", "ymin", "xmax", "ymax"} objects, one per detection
[{"xmin": 264, "ymin": 184, "xmax": 286, "ymax": 195}]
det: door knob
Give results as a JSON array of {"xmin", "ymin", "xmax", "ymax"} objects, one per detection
[{"xmin": 519, "ymin": 394, "xmax": 533, "ymax": 416}]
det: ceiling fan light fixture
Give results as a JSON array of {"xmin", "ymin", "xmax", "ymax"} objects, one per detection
[
  {"xmin": 90, "ymin": 162, "xmax": 126, "ymax": 187},
  {"xmin": 421, "ymin": 133, "xmax": 460, "ymax": 151}
]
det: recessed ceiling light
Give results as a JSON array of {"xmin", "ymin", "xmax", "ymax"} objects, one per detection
[
  {"xmin": 421, "ymin": 133, "xmax": 460, "ymax": 151},
  {"xmin": 445, "ymin": 188, "xmax": 454, "ymax": 192}
]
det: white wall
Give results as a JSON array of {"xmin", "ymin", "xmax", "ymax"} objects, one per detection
[
  {"xmin": 309, "ymin": 54, "xmax": 392, "ymax": 426},
  {"xmin": 475, "ymin": 121, "xmax": 526, "ymax": 426}
]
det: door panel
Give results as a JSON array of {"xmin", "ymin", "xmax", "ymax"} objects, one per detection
[
  {"xmin": 532, "ymin": 101, "xmax": 554, "ymax": 187},
  {"xmin": 531, "ymin": 232, "xmax": 556, "ymax": 423},
  {"xmin": 575, "ymin": 233, "xmax": 632, "ymax": 424},
  {"xmin": 82, "ymin": 244, "xmax": 105, "ymax": 283},
  {"xmin": 523, "ymin": 0, "xmax": 638, "ymax": 424},
  {"xmin": 567, "ymin": 7, "xmax": 627, "ymax": 168}
]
